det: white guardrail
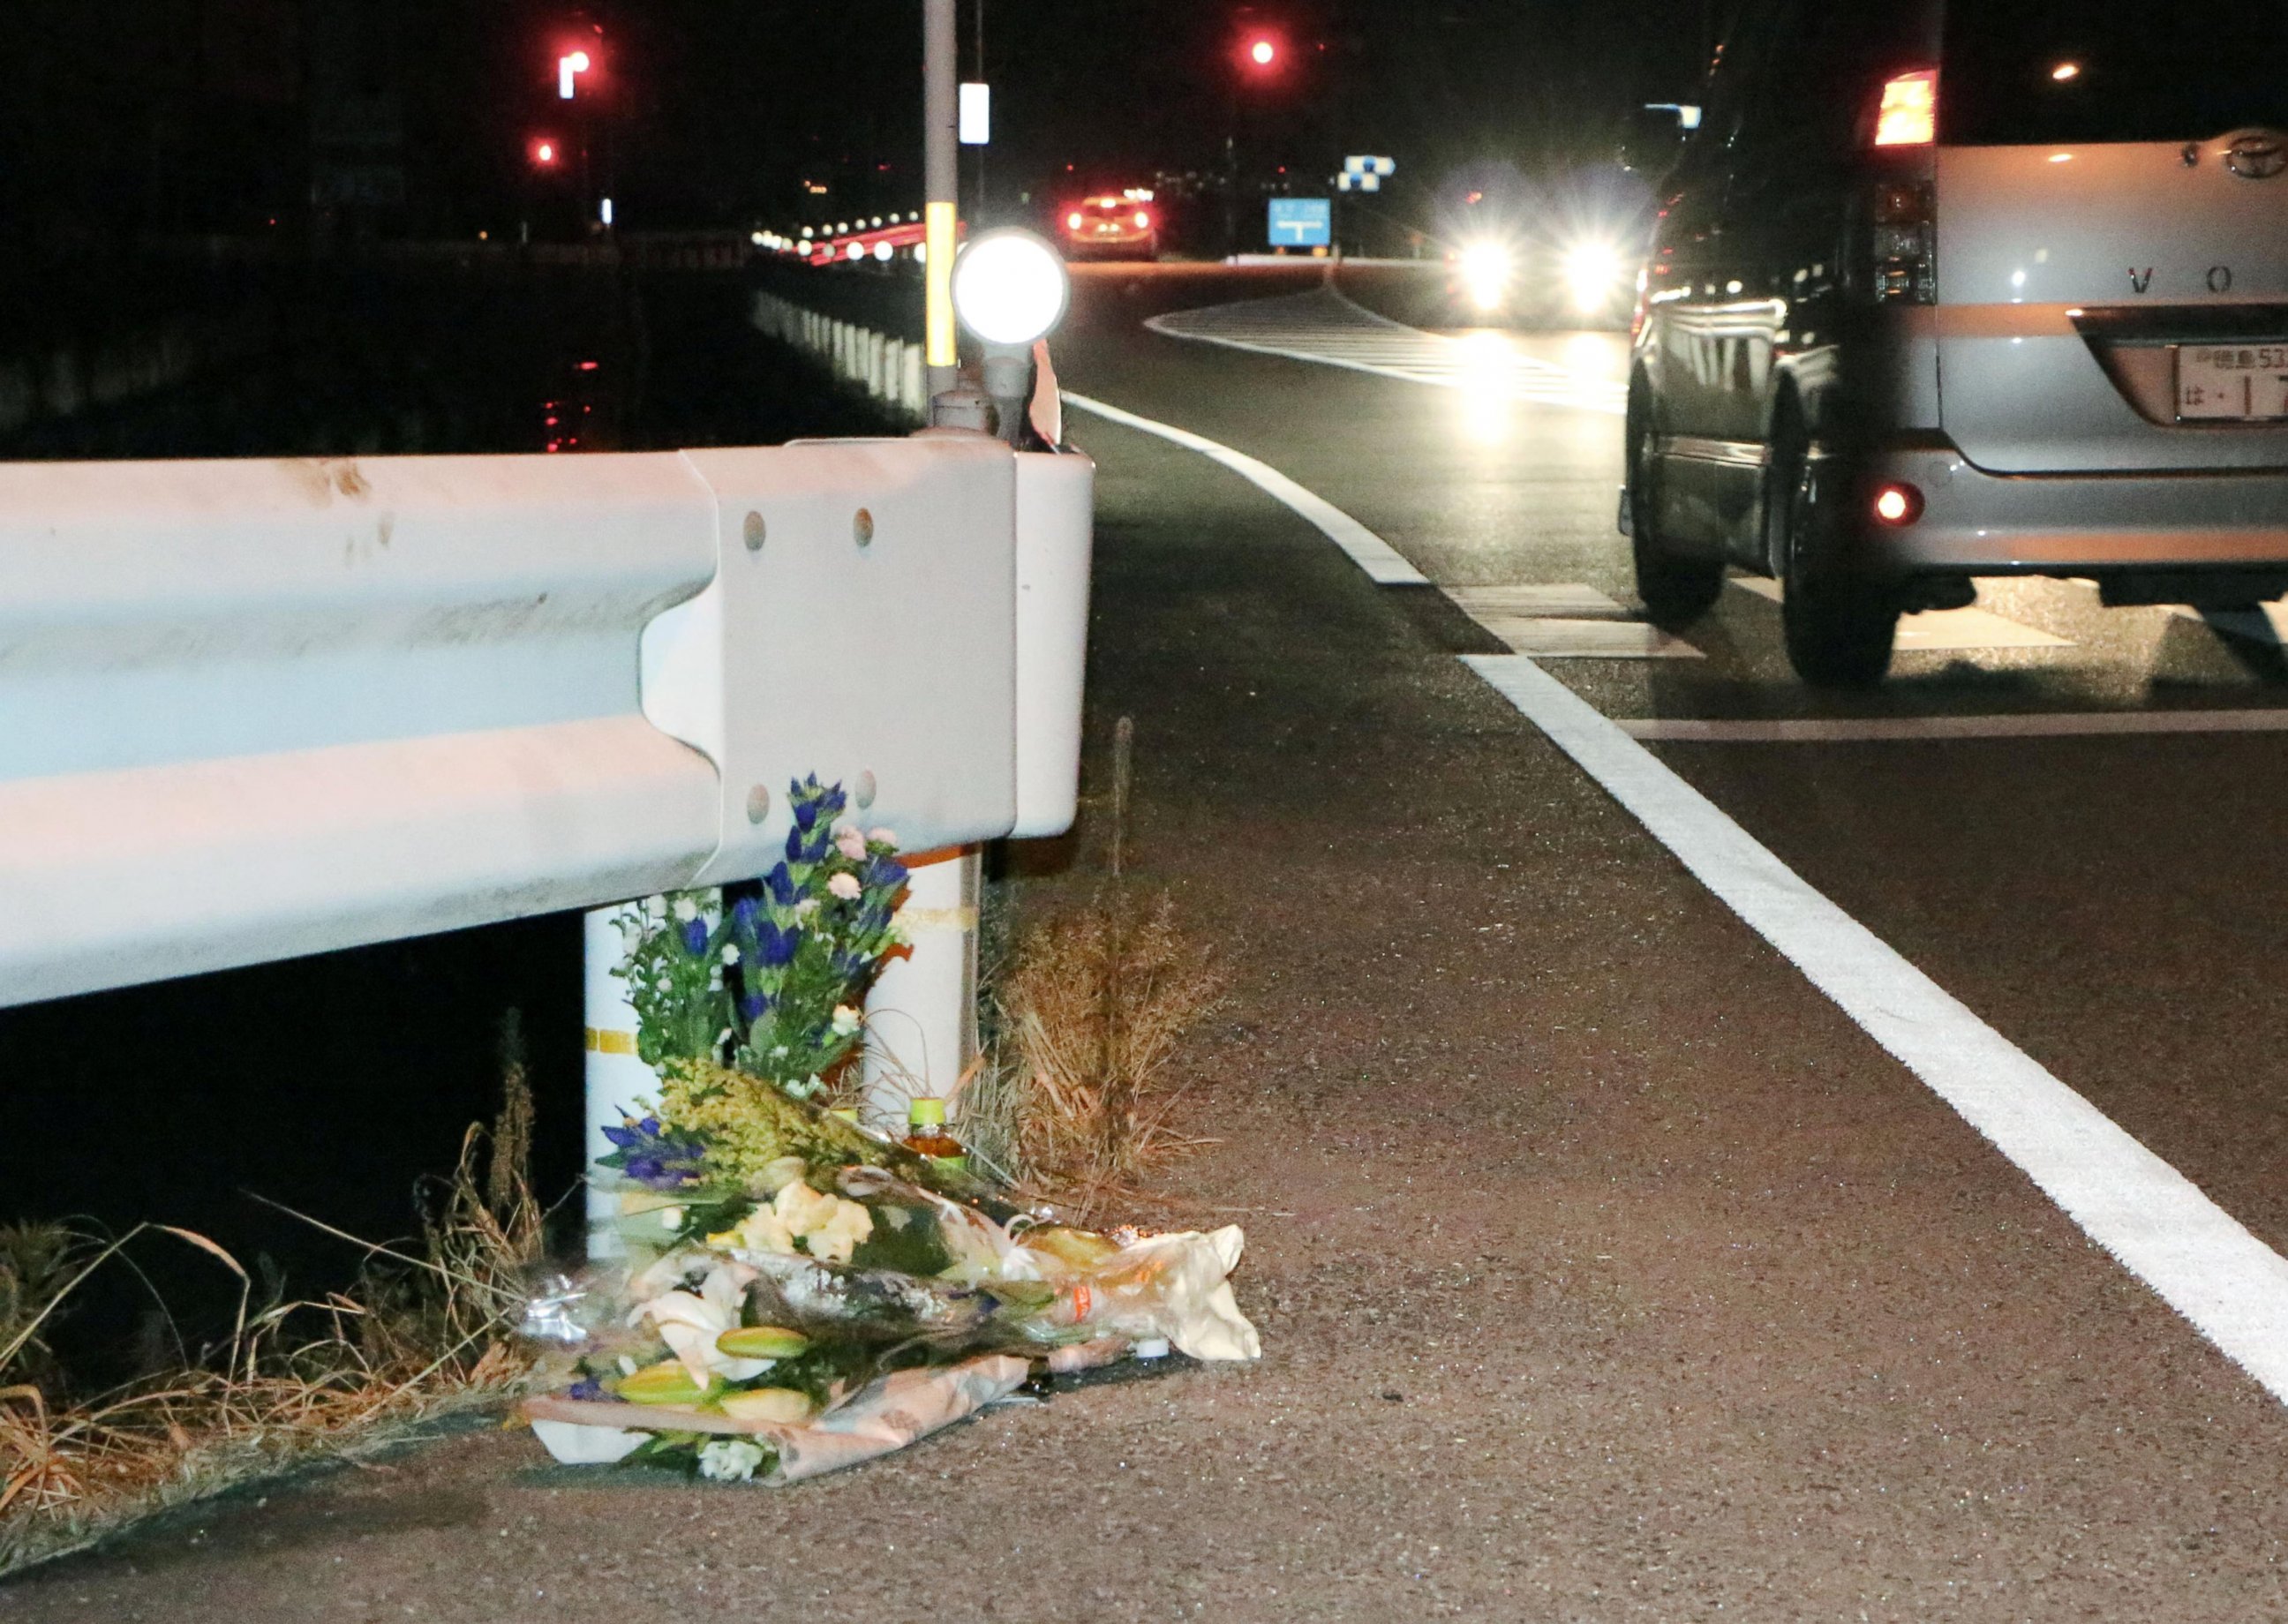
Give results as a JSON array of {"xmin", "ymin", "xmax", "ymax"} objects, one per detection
[
  {"xmin": 753, "ymin": 290, "xmax": 930, "ymax": 425},
  {"xmin": 0, "ymin": 435, "xmax": 1094, "ymax": 1008}
]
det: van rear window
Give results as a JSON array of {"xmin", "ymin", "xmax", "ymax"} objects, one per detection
[{"xmin": 1942, "ymin": 3, "xmax": 2288, "ymax": 146}]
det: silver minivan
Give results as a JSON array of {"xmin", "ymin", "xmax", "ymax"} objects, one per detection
[{"xmin": 1623, "ymin": 3, "xmax": 2288, "ymax": 683}]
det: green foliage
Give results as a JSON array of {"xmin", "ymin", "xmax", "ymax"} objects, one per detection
[
  {"xmin": 613, "ymin": 893, "xmax": 734, "ymax": 1070},
  {"xmin": 610, "ymin": 778, "xmax": 911, "ymax": 1102}
]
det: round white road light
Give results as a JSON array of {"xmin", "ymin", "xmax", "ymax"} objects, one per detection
[{"xmin": 952, "ymin": 229, "xmax": 1070, "ymax": 346}]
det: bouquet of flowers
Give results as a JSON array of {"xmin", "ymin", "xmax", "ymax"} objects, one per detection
[
  {"xmin": 612, "ymin": 774, "xmax": 907, "ymax": 1097},
  {"xmin": 523, "ymin": 778, "xmax": 1260, "ymax": 1485}
]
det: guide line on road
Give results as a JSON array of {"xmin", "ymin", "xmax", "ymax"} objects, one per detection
[
  {"xmin": 1062, "ymin": 392, "xmax": 1430, "ymax": 584},
  {"xmin": 1143, "ymin": 289, "xmax": 1629, "ymax": 417},
  {"xmin": 1466, "ymin": 652, "xmax": 2288, "ymax": 1407},
  {"xmin": 1061, "ymin": 391, "xmax": 2288, "ymax": 1400},
  {"xmin": 1622, "ymin": 710, "xmax": 2288, "ymax": 742},
  {"xmin": 1727, "ymin": 575, "xmax": 2072, "ymax": 652},
  {"xmin": 1059, "ymin": 390, "xmax": 2288, "ymax": 1402}
]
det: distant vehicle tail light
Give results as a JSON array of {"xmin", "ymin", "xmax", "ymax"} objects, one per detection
[
  {"xmin": 1133, "ymin": 210, "xmax": 1151, "ymax": 229},
  {"xmin": 1867, "ymin": 178, "xmax": 1936, "ymax": 304},
  {"xmin": 1066, "ymin": 211, "xmax": 1084, "ymax": 230},
  {"xmin": 1872, "ymin": 69, "xmax": 1938, "ymax": 147},
  {"xmin": 1871, "ymin": 481, "xmax": 1924, "ymax": 526}
]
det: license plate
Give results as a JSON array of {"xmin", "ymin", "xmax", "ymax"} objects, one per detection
[{"xmin": 2176, "ymin": 344, "xmax": 2288, "ymax": 420}]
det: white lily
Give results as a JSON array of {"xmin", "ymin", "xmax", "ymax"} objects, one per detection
[{"xmin": 634, "ymin": 1264, "xmax": 771, "ymax": 1383}]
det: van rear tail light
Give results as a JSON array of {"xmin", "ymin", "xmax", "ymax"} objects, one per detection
[
  {"xmin": 1871, "ymin": 482, "xmax": 1924, "ymax": 526},
  {"xmin": 1872, "ymin": 69, "xmax": 1938, "ymax": 147},
  {"xmin": 1867, "ymin": 179, "xmax": 1936, "ymax": 304}
]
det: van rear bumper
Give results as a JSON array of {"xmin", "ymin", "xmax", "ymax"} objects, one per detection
[{"xmin": 1862, "ymin": 444, "xmax": 2288, "ymax": 576}]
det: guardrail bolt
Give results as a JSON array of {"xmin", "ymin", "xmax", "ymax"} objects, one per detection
[
  {"xmin": 745, "ymin": 784, "xmax": 772, "ymax": 823},
  {"xmin": 854, "ymin": 508, "xmax": 875, "ymax": 548},
  {"xmin": 742, "ymin": 511, "xmax": 767, "ymax": 552},
  {"xmin": 854, "ymin": 770, "xmax": 878, "ymax": 809}
]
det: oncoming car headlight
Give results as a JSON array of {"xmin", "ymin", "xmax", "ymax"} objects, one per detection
[
  {"xmin": 1456, "ymin": 242, "xmax": 1514, "ymax": 314},
  {"xmin": 1561, "ymin": 241, "xmax": 1627, "ymax": 315},
  {"xmin": 952, "ymin": 229, "xmax": 1071, "ymax": 347}
]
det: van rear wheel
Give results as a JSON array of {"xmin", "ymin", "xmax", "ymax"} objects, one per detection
[
  {"xmin": 1773, "ymin": 435, "xmax": 1897, "ymax": 688},
  {"xmin": 1628, "ymin": 404, "xmax": 1723, "ymax": 630}
]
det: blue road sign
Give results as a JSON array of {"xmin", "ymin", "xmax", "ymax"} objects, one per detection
[{"xmin": 1267, "ymin": 198, "xmax": 1332, "ymax": 248}]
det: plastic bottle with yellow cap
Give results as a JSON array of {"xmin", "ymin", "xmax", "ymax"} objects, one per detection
[{"xmin": 900, "ymin": 1097, "xmax": 967, "ymax": 1175}]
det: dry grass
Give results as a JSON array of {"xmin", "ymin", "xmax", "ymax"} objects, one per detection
[
  {"xmin": 976, "ymin": 890, "xmax": 1224, "ymax": 1219},
  {"xmin": 0, "ymin": 1032, "xmax": 546, "ymax": 1575}
]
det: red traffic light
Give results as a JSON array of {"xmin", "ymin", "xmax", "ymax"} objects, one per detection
[
  {"xmin": 531, "ymin": 138, "xmax": 559, "ymax": 166},
  {"xmin": 1248, "ymin": 37, "xmax": 1276, "ymax": 66}
]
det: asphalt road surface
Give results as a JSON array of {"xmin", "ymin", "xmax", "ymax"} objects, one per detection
[{"xmin": 16, "ymin": 261, "xmax": 2288, "ymax": 1620}]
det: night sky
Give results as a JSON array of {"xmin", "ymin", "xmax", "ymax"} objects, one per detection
[{"xmin": 0, "ymin": 0, "xmax": 1718, "ymax": 247}]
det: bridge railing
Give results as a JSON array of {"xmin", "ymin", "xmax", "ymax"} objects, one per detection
[{"xmin": 753, "ymin": 289, "xmax": 930, "ymax": 425}]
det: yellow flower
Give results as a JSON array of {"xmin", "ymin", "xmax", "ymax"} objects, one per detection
[
  {"xmin": 769, "ymin": 1179, "xmax": 875, "ymax": 1266},
  {"xmin": 805, "ymin": 1202, "xmax": 873, "ymax": 1266},
  {"xmin": 708, "ymin": 1206, "xmax": 797, "ymax": 1255}
]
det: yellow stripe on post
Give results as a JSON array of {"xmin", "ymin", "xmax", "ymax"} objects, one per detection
[{"xmin": 926, "ymin": 200, "xmax": 959, "ymax": 368}]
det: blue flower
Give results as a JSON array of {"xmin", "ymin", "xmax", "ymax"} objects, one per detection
[
  {"xmin": 786, "ymin": 822, "xmax": 832, "ymax": 863},
  {"xmin": 681, "ymin": 917, "xmax": 709, "ymax": 956},
  {"xmin": 567, "ymin": 1378, "xmax": 605, "ymax": 1402},
  {"xmin": 758, "ymin": 921, "xmax": 801, "ymax": 967},
  {"xmin": 598, "ymin": 1114, "xmax": 704, "ymax": 1190},
  {"xmin": 786, "ymin": 775, "xmax": 848, "ymax": 835},
  {"xmin": 740, "ymin": 992, "xmax": 773, "ymax": 1022},
  {"xmin": 600, "ymin": 1114, "xmax": 662, "ymax": 1150},
  {"xmin": 732, "ymin": 895, "xmax": 760, "ymax": 930},
  {"xmin": 863, "ymin": 854, "xmax": 908, "ymax": 891},
  {"xmin": 762, "ymin": 864, "xmax": 799, "ymax": 907}
]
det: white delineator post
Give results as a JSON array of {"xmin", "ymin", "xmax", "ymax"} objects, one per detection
[
  {"xmin": 583, "ymin": 906, "xmax": 658, "ymax": 1259},
  {"xmin": 862, "ymin": 846, "xmax": 980, "ymax": 1130}
]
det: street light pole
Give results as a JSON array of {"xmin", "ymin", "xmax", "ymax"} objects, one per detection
[
  {"xmin": 923, "ymin": 0, "xmax": 960, "ymax": 397},
  {"xmin": 971, "ymin": 0, "xmax": 987, "ymax": 220}
]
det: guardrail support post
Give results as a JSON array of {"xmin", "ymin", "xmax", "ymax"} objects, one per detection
[
  {"xmin": 862, "ymin": 845, "xmax": 980, "ymax": 1130},
  {"xmin": 583, "ymin": 905, "xmax": 654, "ymax": 1259}
]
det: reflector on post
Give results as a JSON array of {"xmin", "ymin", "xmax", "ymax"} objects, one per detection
[
  {"xmin": 951, "ymin": 229, "xmax": 1069, "ymax": 347},
  {"xmin": 926, "ymin": 201, "xmax": 959, "ymax": 367}
]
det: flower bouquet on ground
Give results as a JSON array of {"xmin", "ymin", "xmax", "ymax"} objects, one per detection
[{"xmin": 521, "ymin": 778, "xmax": 1260, "ymax": 1485}]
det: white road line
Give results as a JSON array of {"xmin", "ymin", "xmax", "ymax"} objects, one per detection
[
  {"xmin": 1071, "ymin": 393, "xmax": 2288, "ymax": 1403},
  {"xmin": 1061, "ymin": 391, "xmax": 1430, "ymax": 585},
  {"xmin": 1448, "ymin": 584, "xmax": 1630, "ymax": 620},
  {"xmin": 1622, "ymin": 710, "xmax": 2288, "ymax": 742},
  {"xmin": 1144, "ymin": 289, "xmax": 1628, "ymax": 416},
  {"xmin": 1466, "ymin": 651, "xmax": 2288, "ymax": 1405},
  {"xmin": 1727, "ymin": 575, "xmax": 2071, "ymax": 651},
  {"xmin": 2171, "ymin": 602, "xmax": 2288, "ymax": 644},
  {"xmin": 1479, "ymin": 618, "xmax": 1704, "ymax": 659}
]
